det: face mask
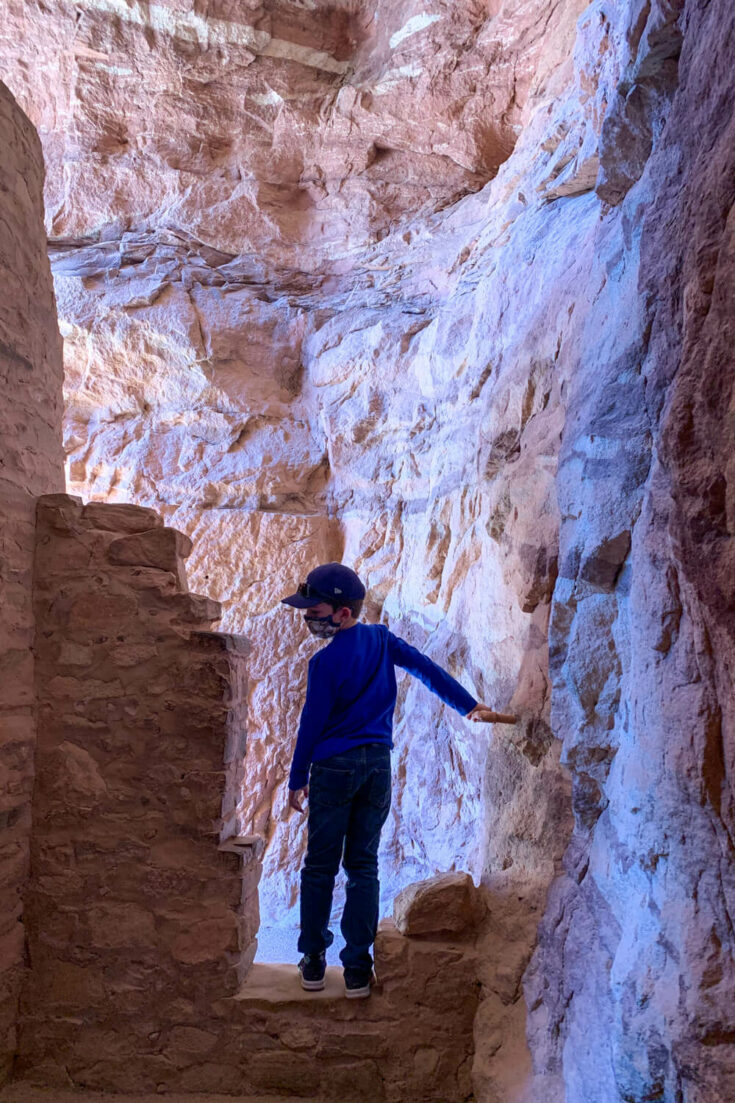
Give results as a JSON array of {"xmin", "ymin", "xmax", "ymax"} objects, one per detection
[{"xmin": 305, "ymin": 612, "xmax": 341, "ymax": 639}]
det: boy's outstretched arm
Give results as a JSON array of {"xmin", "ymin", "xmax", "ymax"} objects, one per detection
[{"xmin": 387, "ymin": 631, "xmax": 516, "ymax": 722}]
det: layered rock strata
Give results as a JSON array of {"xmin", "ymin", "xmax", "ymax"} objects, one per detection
[
  {"xmin": 0, "ymin": 0, "xmax": 589, "ymax": 943},
  {"xmin": 0, "ymin": 82, "xmax": 64, "ymax": 1083},
  {"xmin": 0, "ymin": 0, "xmax": 587, "ymax": 942},
  {"xmin": 0, "ymin": 0, "xmax": 580, "ymax": 267}
]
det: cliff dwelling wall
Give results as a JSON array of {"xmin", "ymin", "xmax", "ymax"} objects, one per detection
[
  {"xmin": 18, "ymin": 493, "xmax": 256, "ymax": 1086},
  {"xmin": 0, "ymin": 83, "xmax": 64, "ymax": 1082},
  {"xmin": 14, "ymin": 494, "xmax": 481, "ymax": 1103}
]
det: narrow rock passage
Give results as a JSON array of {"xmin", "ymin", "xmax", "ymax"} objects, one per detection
[{"xmin": 0, "ymin": 0, "xmax": 733, "ymax": 1100}]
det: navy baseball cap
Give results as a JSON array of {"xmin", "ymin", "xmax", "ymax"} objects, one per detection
[{"xmin": 281, "ymin": 563, "xmax": 366, "ymax": 608}]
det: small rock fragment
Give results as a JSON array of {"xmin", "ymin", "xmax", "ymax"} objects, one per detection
[{"xmin": 393, "ymin": 872, "xmax": 481, "ymax": 938}]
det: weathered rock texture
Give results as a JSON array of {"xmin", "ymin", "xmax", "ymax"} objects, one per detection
[
  {"xmin": 21, "ymin": 494, "xmax": 256, "ymax": 1077},
  {"xmin": 1, "ymin": 0, "xmax": 734, "ymax": 1100},
  {"xmin": 0, "ymin": 82, "xmax": 64, "ymax": 1083},
  {"xmin": 525, "ymin": 3, "xmax": 735, "ymax": 1099},
  {"xmin": 0, "ymin": 0, "xmax": 582, "ymax": 944},
  {"xmin": 0, "ymin": 0, "xmax": 578, "ymax": 267}
]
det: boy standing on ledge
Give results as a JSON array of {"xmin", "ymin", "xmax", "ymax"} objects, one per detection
[{"xmin": 281, "ymin": 562, "xmax": 515, "ymax": 999}]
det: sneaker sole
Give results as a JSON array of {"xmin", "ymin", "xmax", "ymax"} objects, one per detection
[
  {"xmin": 345, "ymin": 983, "xmax": 371, "ymax": 999},
  {"xmin": 300, "ymin": 977, "xmax": 326, "ymax": 991}
]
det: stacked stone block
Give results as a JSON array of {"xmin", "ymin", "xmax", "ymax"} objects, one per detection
[
  {"xmin": 5, "ymin": 493, "xmax": 482, "ymax": 1101},
  {"xmin": 19, "ymin": 494, "xmax": 256, "ymax": 1083}
]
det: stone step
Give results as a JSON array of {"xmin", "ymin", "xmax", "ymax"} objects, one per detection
[{"xmin": 236, "ymin": 962, "xmax": 373, "ymax": 1004}]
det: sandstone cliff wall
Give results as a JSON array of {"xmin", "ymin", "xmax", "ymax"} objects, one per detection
[
  {"xmin": 526, "ymin": 2, "xmax": 735, "ymax": 1098},
  {"xmin": 0, "ymin": 0, "xmax": 590, "ymax": 943},
  {"xmin": 0, "ymin": 82, "xmax": 64, "ymax": 1082},
  {"xmin": 0, "ymin": 3, "xmax": 732, "ymax": 1101}
]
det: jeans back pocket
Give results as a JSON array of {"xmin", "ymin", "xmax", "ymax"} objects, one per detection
[{"xmin": 309, "ymin": 763, "xmax": 355, "ymax": 807}]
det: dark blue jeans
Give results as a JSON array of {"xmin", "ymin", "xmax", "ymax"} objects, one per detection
[{"xmin": 297, "ymin": 743, "xmax": 391, "ymax": 972}]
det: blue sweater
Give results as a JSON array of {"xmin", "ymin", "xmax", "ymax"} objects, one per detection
[{"xmin": 288, "ymin": 623, "xmax": 477, "ymax": 790}]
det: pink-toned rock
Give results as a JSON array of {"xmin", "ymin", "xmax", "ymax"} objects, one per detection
[
  {"xmin": 107, "ymin": 526, "xmax": 192, "ymax": 590},
  {"xmin": 83, "ymin": 502, "xmax": 162, "ymax": 533},
  {"xmin": 393, "ymin": 872, "xmax": 481, "ymax": 938},
  {"xmin": 0, "ymin": 1, "xmax": 577, "ymax": 266}
]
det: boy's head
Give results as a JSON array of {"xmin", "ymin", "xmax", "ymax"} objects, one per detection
[{"xmin": 281, "ymin": 563, "xmax": 365, "ymax": 636}]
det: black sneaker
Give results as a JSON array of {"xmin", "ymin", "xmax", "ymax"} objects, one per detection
[
  {"xmin": 298, "ymin": 952, "xmax": 326, "ymax": 991},
  {"xmin": 344, "ymin": 967, "xmax": 373, "ymax": 999}
]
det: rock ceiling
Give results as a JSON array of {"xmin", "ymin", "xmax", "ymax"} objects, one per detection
[{"xmin": 3, "ymin": 0, "xmax": 584, "ymax": 293}]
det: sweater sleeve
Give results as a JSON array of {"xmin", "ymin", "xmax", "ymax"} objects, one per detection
[
  {"xmin": 288, "ymin": 654, "xmax": 335, "ymax": 790},
  {"xmin": 387, "ymin": 631, "xmax": 477, "ymax": 715}
]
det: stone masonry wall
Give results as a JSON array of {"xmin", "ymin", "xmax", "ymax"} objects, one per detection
[
  {"xmin": 18, "ymin": 494, "xmax": 257, "ymax": 1082},
  {"xmin": 0, "ymin": 82, "xmax": 64, "ymax": 1082},
  {"xmin": 16, "ymin": 492, "xmax": 482, "ymax": 1100}
]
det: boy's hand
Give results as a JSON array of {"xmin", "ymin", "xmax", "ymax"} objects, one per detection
[
  {"xmin": 289, "ymin": 786, "xmax": 309, "ymax": 813},
  {"xmin": 467, "ymin": 704, "xmax": 517, "ymax": 724}
]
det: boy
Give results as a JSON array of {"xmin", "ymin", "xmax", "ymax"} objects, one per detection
[{"xmin": 281, "ymin": 562, "xmax": 515, "ymax": 998}]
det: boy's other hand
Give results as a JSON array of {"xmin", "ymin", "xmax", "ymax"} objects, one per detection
[
  {"xmin": 289, "ymin": 786, "xmax": 309, "ymax": 813},
  {"xmin": 467, "ymin": 704, "xmax": 517, "ymax": 724}
]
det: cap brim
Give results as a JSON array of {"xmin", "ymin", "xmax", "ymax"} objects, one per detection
[{"xmin": 281, "ymin": 593, "xmax": 321, "ymax": 608}]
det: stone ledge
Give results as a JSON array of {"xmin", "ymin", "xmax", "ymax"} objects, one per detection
[
  {"xmin": 235, "ymin": 963, "xmax": 362, "ymax": 1004},
  {"xmin": 218, "ymin": 834, "xmax": 265, "ymax": 861}
]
